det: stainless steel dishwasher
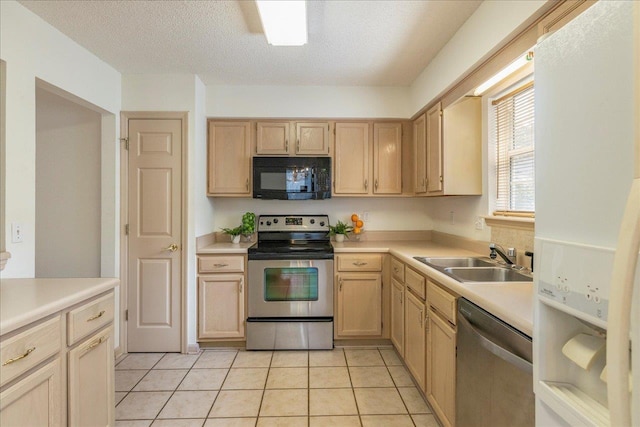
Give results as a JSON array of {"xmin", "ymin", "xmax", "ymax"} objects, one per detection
[{"xmin": 456, "ymin": 298, "xmax": 534, "ymax": 427}]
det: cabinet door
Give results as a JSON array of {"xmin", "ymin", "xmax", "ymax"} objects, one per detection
[
  {"xmin": 390, "ymin": 278, "xmax": 404, "ymax": 357},
  {"xmin": 334, "ymin": 122, "xmax": 370, "ymax": 194},
  {"xmin": 336, "ymin": 273, "xmax": 382, "ymax": 337},
  {"xmin": 413, "ymin": 114, "xmax": 427, "ymax": 194},
  {"xmin": 0, "ymin": 358, "xmax": 62, "ymax": 426},
  {"xmin": 68, "ymin": 327, "xmax": 115, "ymax": 427},
  {"xmin": 256, "ymin": 122, "xmax": 290, "ymax": 155},
  {"xmin": 198, "ymin": 274, "xmax": 245, "ymax": 339},
  {"xmin": 404, "ymin": 290, "xmax": 426, "ymax": 391},
  {"xmin": 208, "ymin": 121, "xmax": 251, "ymax": 195},
  {"xmin": 373, "ymin": 122, "xmax": 402, "ymax": 194},
  {"xmin": 295, "ymin": 122, "xmax": 330, "ymax": 155},
  {"xmin": 426, "ymin": 103, "xmax": 443, "ymax": 195},
  {"xmin": 427, "ymin": 309, "xmax": 456, "ymax": 427}
]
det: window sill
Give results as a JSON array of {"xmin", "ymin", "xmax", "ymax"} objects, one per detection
[
  {"xmin": 0, "ymin": 251, "xmax": 11, "ymax": 271},
  {"xmin": 483, "ymin": 216, "xmax": 535, "ymax": 231}
]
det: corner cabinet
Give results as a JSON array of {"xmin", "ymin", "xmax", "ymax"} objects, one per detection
[
  {"xmin": 197, "ymin": 254, "xmax": 246, "ymax": 340},
  {"xmin": 335, "ymin": 253, "xmax": 383, "ymax": 338},
  {"xmin": 414, "ymin": 97, "xmax": 481, "ymax": 196},
  {"xmin": 207, "ymin": 121, "xmax": 252, "ymax": 196}
]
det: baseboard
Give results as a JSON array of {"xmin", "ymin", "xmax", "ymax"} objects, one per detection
[{"xmin": 186, "ymin": 343, "xmax": 201, "ymax": 354}]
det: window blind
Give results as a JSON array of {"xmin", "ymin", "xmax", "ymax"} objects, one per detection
[{"xmin": 493, "ymin": 82, "xmax": 535, "ymax": 215}]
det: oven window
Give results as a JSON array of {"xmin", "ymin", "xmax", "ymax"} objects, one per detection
[{"xmin": 264, "ymin": 267, "xmax": 319, "ymax": 301}]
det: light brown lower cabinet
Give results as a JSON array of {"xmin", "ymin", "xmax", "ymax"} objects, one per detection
[
  {"xmin": 198, "ymin": 275, "xmax": 245, "ymax": 339},
  {"xmin": 0, "ymin": 358, "xmax": 62, "ymax": 426},
  {"xmin": 390, "ymin": 277, "xmax": 404, "ymax": 356},
  {"xmin": 336, "ymin": 273, "xmax": 382, "ymax": 337},
  {"xmin": 404, "ymin": 289, "xmax": 426, "ymax": 391},
  {"xmin": 68, "ymin": 327, "xmax": 115, "ymax": 427},
  {"xmin": 427, "ymin": 307, "xmax": 457, "ymax": 427}
]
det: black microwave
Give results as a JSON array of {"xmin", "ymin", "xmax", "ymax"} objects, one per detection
[{"xmin": 253, "ymin": 157, "xmax": 331, "ymax": 200}]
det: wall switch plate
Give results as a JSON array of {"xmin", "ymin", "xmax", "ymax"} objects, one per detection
[{"xmin": 11, "ymin": 223, "xmax": 24, "ymax": 243}]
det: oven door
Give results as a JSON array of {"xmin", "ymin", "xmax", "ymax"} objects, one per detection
[{"xmin": 248, "ymin": 259, "xmax": 333, "ymax": 318}]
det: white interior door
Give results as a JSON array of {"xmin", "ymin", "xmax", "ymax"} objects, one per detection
[{"xmin": 127, "ymin": 118, "xmax": 182, "ymax": 352}]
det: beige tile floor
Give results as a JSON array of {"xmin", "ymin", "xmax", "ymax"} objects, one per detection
[{"xmin": 115, "ymin": 347, "xmax": 440, "ymax": 427}]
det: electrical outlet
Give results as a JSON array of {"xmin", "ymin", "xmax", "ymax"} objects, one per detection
[
  {"xmin": 12, "ymin": 223, "xmax": 24, "ymax": 243},
  {"xmin": 475, "ymin": 216, "xmax": 485, "ymax": 230},
  {"xmin": 362, "ymin": 212, "xmax": 370, "ymax": 221}
]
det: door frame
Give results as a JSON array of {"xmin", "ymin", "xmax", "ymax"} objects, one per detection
[{"xmin": 119, "ymin": 111, "xmax": 189, "ymax": 355}]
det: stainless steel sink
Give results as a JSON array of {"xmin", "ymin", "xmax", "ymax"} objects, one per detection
[
  {"xmin": 415, "ymin": 257, "xmax": 495, "ymax": 268},
  {"xmin": 443, "ymin": 267, "xmax": 532, "ymax": 283},
  {"xmin": 413, "ymin": 256, "xmax": 532, "ymax": 283}
]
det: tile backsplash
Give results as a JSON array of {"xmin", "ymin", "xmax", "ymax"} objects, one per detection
[{"xmin": 490, "ymin": 226, "xmax": 534, "ymax": 269}]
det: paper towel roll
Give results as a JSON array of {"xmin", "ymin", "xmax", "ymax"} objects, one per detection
[{"xmin": 561, "ymin": 333, "xmax": 606, "ymax": 370}]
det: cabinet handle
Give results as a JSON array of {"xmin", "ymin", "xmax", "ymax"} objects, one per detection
[
  {"xmin": 85, "ymin": 336, "xmax": 106, "ymax": 353},
  {"xmin": 285, "ymin": 140, "xmax": 289, "ymax": 152},
  {"xmin": 419, "ymin": 310, "xmax": 424, "ymax": 327},
  {"xmin": 214, "ymin": 263, "xmax": 229, "ymax": 268},
  {"xmin": 400, "ymin": 291, "xmax": 403, "ymax": 304},
  {"xmin": 240, "ymin": 278, "xmax": 243, "ymax": 293},
  {"xmin": 297, "ymin": 139, "xmax": 300, "ymax": 153},
  {"xmin": 352, "ymin": 261, "xmax": 368, "ymax": 267},
  {"xmin": 2, "ymin": 347, "xmax": 36, "ymax": 366},
  {"xmin": 87, "ymin": 310, "xmax": 106, "ymax": 322},
  {"xmin": 364, "ymin": 179, "xmax": 368, "ymax": 191},
  {"xmin": 425, "ymin": 178, "xmax": 429, "ymax": 189},
  {"xmin": 246, "ymin": 179, "xmax": 249, "ymax": 191},
  {"xmin": 425, "ymin": 313, "xmax": 429, "ymax": 331},
  {"xmin": 393, "ymin": 267, "xmax": 399, "ymax": 273},
  {"xmin": 339, "ymin": 278, "xmax": 343, "ymax": 291},
  {"xmin": 375, "ymin": 179, "xmax": 378, "ymax": 190},
  {"xmin": 440, "ymin": 175, "xmax": 443, "ymax": 183}
]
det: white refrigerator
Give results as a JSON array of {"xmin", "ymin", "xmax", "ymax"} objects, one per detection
[{"xmin": 533, "ymin": 1, "xmax": 639, "ymax": 426}]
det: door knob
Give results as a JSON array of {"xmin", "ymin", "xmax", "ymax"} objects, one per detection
[{"xmin": 165, "ymin": 243, "xmax": 179, "ymax": 252}]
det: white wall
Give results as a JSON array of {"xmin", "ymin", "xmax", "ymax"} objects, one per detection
[
  {"xmin": 207, "ymin": 85, "xmax": 411, "ymax": 118},
  {"xmin": 0, "ymin": 0, "xmax": 121, "ymax": 278},
  {"xmin": 213, "ymin": 198, "xmax": 432, "ymax": 232},
  {"xmin": 35, "ymin": 87, "xmax": 102, "ymax": 277}
]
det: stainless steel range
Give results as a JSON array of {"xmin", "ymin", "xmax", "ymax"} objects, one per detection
[{"xmin": 246, "ymin": 214, "xmax": 334, "ymax": 350}]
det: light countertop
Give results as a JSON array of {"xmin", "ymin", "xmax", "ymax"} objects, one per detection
[
  {"xmin": 196, "ymin": 239, "xmax": 533, "ymax": 336},
  {"xmin": 0, "ymin": 277, "xmax": 119, "ymax": 335}
]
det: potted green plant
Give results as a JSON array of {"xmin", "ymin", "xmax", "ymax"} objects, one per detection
[
  {"xmin": 328, "ymin": 220, "xmax": 353, "ymax": 243},
  {"xmin": 221, "ymin": 225, "xmax": 243, "ymax": 244}
]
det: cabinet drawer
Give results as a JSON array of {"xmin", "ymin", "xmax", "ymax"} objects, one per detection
[
  {"xmin": 391, "ymin": 258, "xmax": 405, "ymax": 282},
  {"xmin": 428, "ymin": 281, "xmax": 457, "ymax": 325},
  {"xmin": 1, "ymin": 317, "xmax": 61, "ymax": 387},
  {"xmin": 405, "ymin": 267, "xmax": 426, "ymax": 300},
  {"xmin": 67, "ymin": 293, "xmax": 114, "ymax": 346},
  {"xmin": 198, "ymin": 255, "xmax": 245, "ymax": 273},
  {"xmin": 337, "ymin": 254, "xmax": 382, "ymax": 272}
]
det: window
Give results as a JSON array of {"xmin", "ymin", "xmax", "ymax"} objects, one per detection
[{"xmin": 493, "ymin": 81, "xmax": 535, "ymax": 216}]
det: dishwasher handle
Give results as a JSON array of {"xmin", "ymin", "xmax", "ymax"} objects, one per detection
[{"xmin": 458, "ymin": 313, "xmax": 532, "ymax": 374}]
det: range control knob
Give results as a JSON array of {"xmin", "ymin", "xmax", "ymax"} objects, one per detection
[
  {"xmin": 310, "ymin": 219, "xmax": 315, "ymax": 224},
  {"xmin": 273, "ymin": 219, "xmax": 279, "ymax": 224},
  {"xmin": 266, "ymin": 221, "xmax": 272, "ymax": 226},
  {"xmin": 319, "ymin": 221, "xmax": 325, "ymax": 227}
]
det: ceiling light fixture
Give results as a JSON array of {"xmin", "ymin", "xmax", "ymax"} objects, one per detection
[
  {"xmin": 256, "ymin": 0, "xmax": 307, "ymax": 46},
  {"xmin": 473, "ymin": 53, "xmax": 532, "ymax": 96}
]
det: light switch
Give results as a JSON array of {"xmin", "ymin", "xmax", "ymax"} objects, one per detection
[{"xmin": 11, "ymin": 223, "xmax": 24, "ymax": 243}]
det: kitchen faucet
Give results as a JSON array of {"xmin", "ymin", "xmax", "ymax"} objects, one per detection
[{"xmin": 489, "ymin": 243, "xmax": 517, "ymax": 265}]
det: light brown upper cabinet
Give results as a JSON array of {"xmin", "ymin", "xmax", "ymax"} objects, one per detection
[
  {"xmin": 413, "ymin": 113, "xmax": 427, "ymax": 194},
  {"xmin": 416, "ymin": 97, "xmax": 481, "ymax": 197},
  {"xmin": 256, "ymin": 121, "xmax": 330, "ymax": 156},
  {"xmin": 256, "ymin": 121, "xmax": 290, "ymax": 155},
  {"xmin": 207, "ymin": 121, "xmax": 252, "ymax": 196},
  {"xmin": 334, "ymin": 121, "xmax": 403, "ymax": 196},
  {"xmin": 426, "ymin": 103, "xmax": 443, "ymax": 195},
  {"xmin": 334, "ymin": 122, "xmax": 370, "ymax": 195},
  {"xmin": 295, "ymin": 122, "xmax": 330, "ymax": 155},
  {"xmin": 373, "ymin": 122, "xmax": 402, "ymax": 194}
]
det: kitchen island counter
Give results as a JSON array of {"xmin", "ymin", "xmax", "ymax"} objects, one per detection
[{"xmin": 0, "ymin": 277, "xmax": 118, "ymax": 335}]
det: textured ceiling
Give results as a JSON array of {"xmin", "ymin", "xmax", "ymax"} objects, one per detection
[{"xmin": 19, "ymin": 0, "xmax": 482, "ymax": 86}]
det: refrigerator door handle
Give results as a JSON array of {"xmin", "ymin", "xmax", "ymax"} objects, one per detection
[
  {"xmin": 458, "ymin": 312, "xmax": 533, "ymax": 374},
  {"xmin": 607, "ymin": 178, "xmax": 640, "ymax": 427}
]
